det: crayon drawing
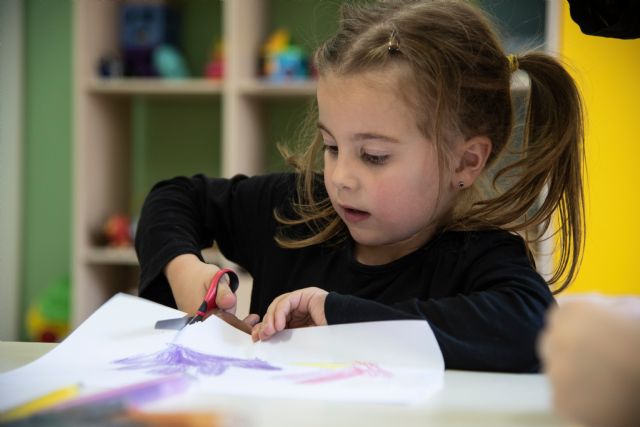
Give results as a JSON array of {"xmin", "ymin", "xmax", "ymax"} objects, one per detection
[
  {"xmin": 113, "ymin": 344, "xmax": 391, "ymax": 386},
  {"xmin": 276, "ymin": 361, "xmax": 393, "ymax": 384},
  {"xmin": 113, "ymin": 343, "xmax": 281, "ymax": 376}
]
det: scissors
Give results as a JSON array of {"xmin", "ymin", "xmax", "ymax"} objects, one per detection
[{"xmin": 155, "ymin": 268, "xmax": 240, "ymax": 330}]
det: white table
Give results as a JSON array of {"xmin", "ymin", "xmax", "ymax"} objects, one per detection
[{"xmin": 0, "ymin": 341, "xmax": 572, "ymax": 427}]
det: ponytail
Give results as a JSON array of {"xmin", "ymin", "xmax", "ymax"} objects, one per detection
[{"xmin": 460, "ymin": 52, "xmax": 586, "ymax": 293}]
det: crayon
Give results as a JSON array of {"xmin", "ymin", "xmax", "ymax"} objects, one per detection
[
  {"xmin": 0, "ymin": 375, "xmax": 190, "ymax": 426},
  {"xmin": 0, "ymin": 384, "xmax": 80, "ymax": 422},
  {"xmin": 55, "ymin": 374, "xmax": 191, "ymax": 411},
  {"xmin": 125, "ymin": 409, "xmax": 222, "ymax": 427}
]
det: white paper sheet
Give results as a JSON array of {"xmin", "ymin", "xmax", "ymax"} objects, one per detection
[{"xmin": 0, "ymin": 293, "xmax": 444, "ymax": 411}]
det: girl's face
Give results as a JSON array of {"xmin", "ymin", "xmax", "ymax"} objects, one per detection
[{"xmin": 318, "ymin": 70, "xmax": 456, "ymax": 265}]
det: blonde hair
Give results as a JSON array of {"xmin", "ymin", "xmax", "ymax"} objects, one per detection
[{"xmin": 275, "ymin": 0, "xmax": 585, "ymax": 293}]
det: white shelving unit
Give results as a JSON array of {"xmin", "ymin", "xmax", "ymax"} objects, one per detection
[
  {"xmin": 72, "ymin": 0, "xmax": 558, "ymax": 326},
  {"xmin": 72, "ymin": 0, "xmax": 312, "ymax": 326}
]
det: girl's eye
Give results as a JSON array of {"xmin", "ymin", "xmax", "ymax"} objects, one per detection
[
  {"xmin": 362, "ymin": 152, "xmax": 389, "ymax": 165},
  {"xmin": 323, "ymin": 144, "xmax": 338, "ymax": 156}
]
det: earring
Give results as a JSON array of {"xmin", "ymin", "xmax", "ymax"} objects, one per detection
[{"xmin": 457, "ymin": 181, "xmax": 465, "ymax": 188}]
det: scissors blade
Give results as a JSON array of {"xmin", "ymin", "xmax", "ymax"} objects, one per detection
[
  {"xmin": 154, "ymin": 268, "xmax": 241, "ymax": 331},
  {"xmin": 154, "ymin": 315, "xmax": 193, "ymax": 330}
]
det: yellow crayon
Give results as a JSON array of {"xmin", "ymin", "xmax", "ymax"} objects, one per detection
[{"xmin": 0, "ymin": 383, "xmax": 80, "ymax": 422}]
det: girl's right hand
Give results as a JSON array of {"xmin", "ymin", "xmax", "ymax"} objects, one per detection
[{"xmin": 164, "ymin": 253, "xmax": 238, "ymax": 315}]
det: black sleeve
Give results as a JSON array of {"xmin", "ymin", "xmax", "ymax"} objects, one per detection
[
  {"xmin": 134, "ymin": 173, "xmax": 291, "ymax": 307},
  {"xmin": 324, "ymin": 236, "xmax": 553, "ymax": 373}
]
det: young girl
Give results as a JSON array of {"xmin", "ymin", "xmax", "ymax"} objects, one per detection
[{"xmin": 136, "ymin": 0, "xmax": 585, "ymax": 373}]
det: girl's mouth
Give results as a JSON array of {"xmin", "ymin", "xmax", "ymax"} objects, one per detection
[{"xmin": 342, "ymin": 207, "xmax": 370, "ymax": 223}]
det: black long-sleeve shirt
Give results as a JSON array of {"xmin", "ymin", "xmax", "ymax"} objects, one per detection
[{"xmin": 136, "ymin": 173, "xmax": 554, "ymax": 373}]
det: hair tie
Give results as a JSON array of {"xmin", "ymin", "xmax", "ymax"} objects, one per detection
[
  {"xmin": 388, "ymin": 30, "xmax": 400, "ymax": 52},
  {"xmin": 507, "ymin": 54, "xmax": 519, "ymax": 73}
]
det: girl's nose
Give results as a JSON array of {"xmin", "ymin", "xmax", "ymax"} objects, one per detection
[{"xmin": 331, "ymin": 155, "xmax": 358, "ymax": 191}]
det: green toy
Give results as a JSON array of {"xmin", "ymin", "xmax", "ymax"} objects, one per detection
[{"xmin": 26, "ymin": 277, "xmax": 70, "ymax": 342}]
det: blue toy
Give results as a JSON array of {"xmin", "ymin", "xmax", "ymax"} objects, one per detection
[
  {"xmin": 153, "ymin": 44, "xmax": 189, "ymax": 78},
  {"xmin": 119, "ymin": 4, "xmax": 181, "ymax": 77},
  {"xmin": 270, "ymin": 46, "xmax": 308, "ymax": 82},
  {"xmin": 261, "ymin": 28, "xmax": 310, "ymax": 82}
]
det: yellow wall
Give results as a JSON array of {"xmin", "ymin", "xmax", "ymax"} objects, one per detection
[{"xmin": 559, "ymin": 4, "xmax": 640, "ymax": 295}]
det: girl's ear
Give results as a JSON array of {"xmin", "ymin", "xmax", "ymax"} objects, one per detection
[{"xmin": 452, "ymin": 136, "xmax": 492, "ymax": 189}]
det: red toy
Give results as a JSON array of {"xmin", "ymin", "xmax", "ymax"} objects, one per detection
[
  {"xmin": 205, "ymin": 39, "xmax": 224, "ymax": 79},
  {"xmin": 104, "ymin": 214, "xmax": 132, "ymax": 247}
]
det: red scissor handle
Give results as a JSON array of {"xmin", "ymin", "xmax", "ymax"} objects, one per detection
[{"xmin": 191, "ymin": 268, "xmax": 239, "ymax": 323}]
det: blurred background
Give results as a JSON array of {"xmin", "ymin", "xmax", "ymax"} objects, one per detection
[{"xmin": 0, "ymin": 0, "xmax": 638, "ymax": 342}]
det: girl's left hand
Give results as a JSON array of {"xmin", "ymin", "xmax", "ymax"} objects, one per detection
[{"xmin": 251, "ymin": 287, "xmax": 328, "ymax": 342}]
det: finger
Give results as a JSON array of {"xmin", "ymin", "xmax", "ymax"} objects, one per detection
[
  {"xmin": 258, "ymin": 312, "xmax": 276, "ymax": 341},
  {"xmin": 258, "ymin": 296, "xmax": 286, "ymax": 341},
  {"xmin": 242, "ymin": 314, "xmax": 261, "ymax": 328},
  {"xmin": 208, "ymin": 309, "xmax": 252, "ymax": 334},
  {"xmin": 251, "ymin": 323, "xmax": 262, "ymax": 342},
  {"xmin": 273, "ymin": 292, "xmax": 302, "ymax": 332},
  {"xmin": 214, "ymin": 279, "xmax": 237, "ymax": 313},
  {"xmin": 254, "ymin": 321, "xmax": 275, "ymax": 342}
]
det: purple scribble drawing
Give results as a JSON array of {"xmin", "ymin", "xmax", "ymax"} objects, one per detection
[
  {"xmin": 276, "ymin": 361, "xmax": 393, "ymax": 384},
  {"xmin": 113, "ymin": 343, "xmax": 281, "ymax": 376}
]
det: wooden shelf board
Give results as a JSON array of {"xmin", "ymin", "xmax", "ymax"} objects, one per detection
[
  {"xmin": 87, "ymin": 78, "xmax": 224, "ymax": 96},
  {"xmin": 236, "ymin": 77, "xmax": 529, "ymax": 97},
  {"xmin": 85, "ymin": 246, "xmax": 223, "ymax": 266},
  {"xmin": 237, "ymin": 79, "xmax": 317, "ymax": 97},
  {"xmin": 87, "ymin": 76, "xmax": 524, "ymax": 99}
]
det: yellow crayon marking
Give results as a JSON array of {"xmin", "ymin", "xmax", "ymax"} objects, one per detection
[{"xmin": 0, "ymin": 384, "xmax": 80, "ymax": 422}]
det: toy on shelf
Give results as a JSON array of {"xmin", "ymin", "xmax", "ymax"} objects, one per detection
[
  {"xmin": 103, "ymin": 213, "xmax": 133, "ymax": 247},
  {"xmin": 26, "ymin": 277, "xmax": 70, "ymax": 343},
  {"xmin": 205, "ymin": 39, "xmax": 224, "ymax": 79},
  {"xmin": 93, "ymin": 213, "xmax": 137, "ymax": 248},
  {"xmin": 153, "ymin": 44, "xmax": 189, "ymax": 78},
  {"xmin": 117, "ymin": 3, "xmax": 189, "ymax": 78},
  {"xmin": 97, "ymin": 53, "xmax": 124, "ymax": 78},
  {"xmin": 260, "ymin": 28, "xmax": 310, "ymax": 82}
]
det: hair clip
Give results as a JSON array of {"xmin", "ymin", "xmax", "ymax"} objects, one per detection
[
  {"xmin": 507, "ymin": 54, "xmax": 519, "ymax": 73},
  {"xmin": 388, "ymin": 30, "xmax": 400, "ymax": 52}
]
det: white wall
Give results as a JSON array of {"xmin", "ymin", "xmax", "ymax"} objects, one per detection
[{"xmin": 0, "ymin": 0, "xmax": 24, "ymax": 340}]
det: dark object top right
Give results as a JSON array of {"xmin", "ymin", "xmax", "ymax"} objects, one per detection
[{"xmin": 567, "ymin": 0, "xmax": 640, "ymax": 39}]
